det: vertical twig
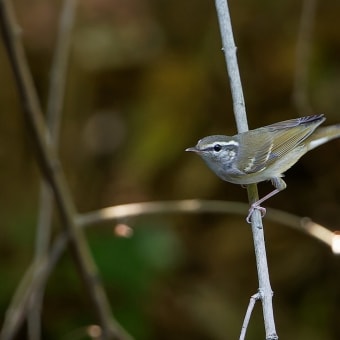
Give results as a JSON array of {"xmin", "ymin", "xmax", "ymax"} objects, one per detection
[
  {"xmin": 293, "ymin": 0, "xmax": 317, "ymax": 115},
  {"xmin": 213, "ymin": 0, "xmax": 248, "ymax": 133},
  {"xmin": 240, "ymin": 293, "xmax": 261, "ymax": 340},
  {"xmin": 0, "ymin": 1, "xmax": 132, "ymax": 339},
  {"xmin": 214, "ymin": 1, "xmax": 278, "ymax": 339},
  {"xmin": 28, "ymin": 1, "xmax": 78, "ymax": 339}
]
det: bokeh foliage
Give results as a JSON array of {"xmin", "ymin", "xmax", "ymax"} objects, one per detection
[{"xmin": 1, "ymin": 0, "xmax": 340, "ymax": 339}]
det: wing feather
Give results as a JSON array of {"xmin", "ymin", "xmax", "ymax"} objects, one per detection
[{"xmin": 237, "ymin": 115, "xmax": 325, "ymax": 174}]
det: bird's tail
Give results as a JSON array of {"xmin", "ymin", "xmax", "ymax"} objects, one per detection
[{"xmin": 307, "ymin": 124, "xmax": 340, "ymax": 150}]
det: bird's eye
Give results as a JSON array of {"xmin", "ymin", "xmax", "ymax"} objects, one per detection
[{"xmin": 213, "ymin": 144, "xmax": 222, "ymax": 152}]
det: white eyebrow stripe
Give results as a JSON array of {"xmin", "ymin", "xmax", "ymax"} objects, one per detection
[{"xmin": 219, "ymin": 140, "xmax": 239, "ymax": 146}]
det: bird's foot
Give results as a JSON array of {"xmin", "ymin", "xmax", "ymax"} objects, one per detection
[{"xmin": 246, "ymin": 204, "xmax": 266, "ymax": 224}]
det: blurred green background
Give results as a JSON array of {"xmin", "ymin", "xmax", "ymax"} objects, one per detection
[{"xmin": 1, "ymin": 0, "xmax": 340, "ymax": 339}]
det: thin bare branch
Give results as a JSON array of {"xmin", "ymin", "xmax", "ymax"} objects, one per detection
[
  {"xmin": 0, "ymin": 1, "xmax": 131, "ymax": 339},
  {"xmin": 76, "ymin": 200, "xmax": 337, "ymax": 249},
  {"xmin": 214, "ymin": 0, "xmax": 278, "ymax": 338},
  {"xmin": 29, "ymin": 1, "xmax": 78, "ymax": 339},
  {"xmin": 240, "ymin": 292, "xmax": 261, "ymax": 340},
  {"xmin": 77, "ymin": 200, "xmax": 248, "ymax": 225},
  {"xmin": 213, "ymin": 0, "xmax": 248, "ymax": 132}
]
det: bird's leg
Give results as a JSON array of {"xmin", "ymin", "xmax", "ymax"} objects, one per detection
[
  {"xmin": 246, "ymin": 178, "xmax": 287, "ymax": 223},
  {"xmin": 246, "ymin": 189, "xmax": 280, "ymax": 223}
]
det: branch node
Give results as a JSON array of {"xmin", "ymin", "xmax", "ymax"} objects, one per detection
[
  {"xmin": 257, "ymin": 288, "xmax": 264, "ymax": 299},
  {"xmin": 251, "ymin": 291, "xmax": 261, "ymax": 301}
]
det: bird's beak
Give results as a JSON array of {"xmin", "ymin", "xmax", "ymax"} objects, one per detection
[{"xmin": 185, "ymin": 146, "xmax": 198, "ymax": 152}]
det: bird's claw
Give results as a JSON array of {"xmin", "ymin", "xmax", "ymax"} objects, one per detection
[{"xmin": 246, "ymin": 204, "xmax": 266, "ymax": 223}]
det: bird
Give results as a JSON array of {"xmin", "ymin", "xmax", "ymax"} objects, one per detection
[{"xmin": 186, "ymin": 114, "xmax": 340, "ymax": 222}]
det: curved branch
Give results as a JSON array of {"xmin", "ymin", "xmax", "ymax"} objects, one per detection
[{"xmin": 4, "ymin": 199, "xmax": 337, "ymax": 339}]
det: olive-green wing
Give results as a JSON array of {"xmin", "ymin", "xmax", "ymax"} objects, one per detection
[{"xmin": 238, "ymin": 115, "xmax": 325, "ymax": 174}]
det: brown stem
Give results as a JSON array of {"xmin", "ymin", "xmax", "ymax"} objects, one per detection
[
  {"xmin": 0, "ymin": 1, "xmax": 131, "ymax": 339},
  {"xmin": 29, "ymin": 1, "xmax": 78, "ymax": 339}
]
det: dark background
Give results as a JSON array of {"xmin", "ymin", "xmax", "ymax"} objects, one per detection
[{"xmin": 1, "ymin": 0, "xmax": 340, "ymax": 339}]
